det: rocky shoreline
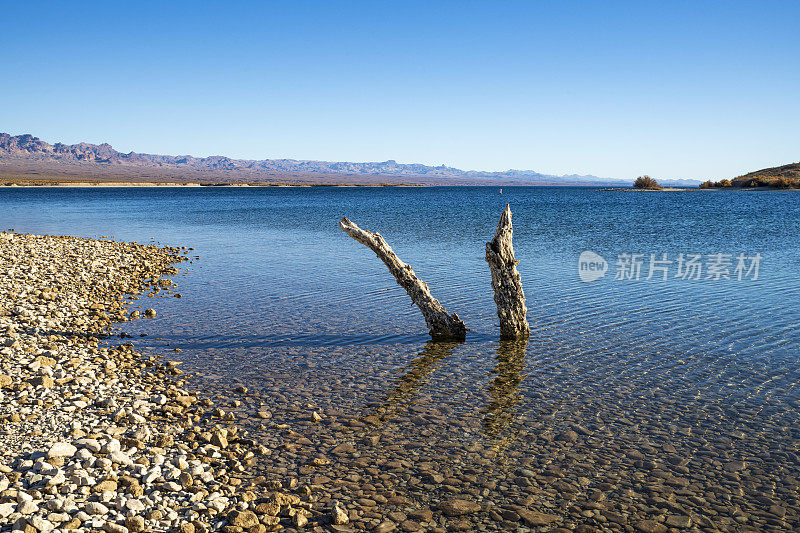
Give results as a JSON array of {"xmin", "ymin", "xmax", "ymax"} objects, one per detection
[
  {"xmin": 4, "ymin": 232, "xmax": 798, "ymax": 533},
  {"xmin": 0, "ymin": 232, "xmax": 517, "ymax": 533},
  {"xmin": 0, "ymin": 233, "xmax": 324, "ymax": 533}
]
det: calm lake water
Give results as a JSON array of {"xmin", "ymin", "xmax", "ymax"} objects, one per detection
[{"xmin": 2, "ymin": 186, "xmax": 800, "ymax": 531}]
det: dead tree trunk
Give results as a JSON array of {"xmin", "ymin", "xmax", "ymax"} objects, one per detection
[
  {"xmin": 486, "ymin": 204, "xmax": 530, "ymax": 339},
  {"xmin": 339, "ymin": 217, "xmax": 467, "ymax": 340}
]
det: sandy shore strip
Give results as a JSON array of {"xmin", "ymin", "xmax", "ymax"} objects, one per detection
[{"xmin": 0, "ymin": 233, "xmax": 332, "ymax": 533}]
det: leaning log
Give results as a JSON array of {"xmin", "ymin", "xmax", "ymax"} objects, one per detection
[
  {"xmin": 485, "ymin": 204, "xmax": 530, "ymax": 338},
  {"xmin": 339, "ymin": 217, "xmax": 467, "ymax": 340}
]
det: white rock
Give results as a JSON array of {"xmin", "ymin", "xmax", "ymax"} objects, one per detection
[
  {"xmin": 103, "ymin": 439, "xmax": 121, "ymax": 453},
  {"xmin": 46, "ymin": 512, "xmax": 70, "ymax": 523},
  {"xmin": 0, "ymin": 502, "xmax": 15, "ymax": 517},
  {"xmin": 132, "ymin": 426, "xmax": 151, "ymax": 442},
  {"xmin": 44, "ymin": 499, "xmax": 64, "ymax": 512},
  {"xmin": 46, "ymin": 442, "xmax": 77, "ymax": 459},
  {"xmin": 17, "ymin": 500, "xmax": 39, "ymax": 514},
  {"xmin": 46, "ymin": 471, "xmax": 66, "ymax": 486},
  {"xmin": 125, "ymin": 499, "xmax": 145, "ymax": 512},
  {"xmin": 29, "ymin": 515, "xmax": 55, "ymax": 531},
  {"xmin": 103, "ymin": 521, "xmax": 128, "ymax": 533},
  {"xmin": 162, "ymin": 481, "xmax": 182, "ymax": 492},
  {"xmin": 75, "ymin": 438, "xmax": 101, "ymax": 453},
  {"xmin": 208, "ymin": 499, "xmax": 226, "ymax": 513},
  {"xmin": 76, "ymin": 448, "xmax": 93, "ymax": 460},
  {"xmin": 109, "ymin": 450, "xmax": 133, "ymax": 466},
  {"xmin": 84, "ymin": 501, "xmax": 109, "ymax": 515}
]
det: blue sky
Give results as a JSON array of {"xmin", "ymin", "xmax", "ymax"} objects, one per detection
[{"xmin": 1, "ymin": 1, "xmax": 798, "ymax": 180}]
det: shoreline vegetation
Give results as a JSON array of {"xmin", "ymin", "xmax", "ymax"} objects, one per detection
[
  {"xmin": 601, "ymin": 173, "xmax": 800, "ymax": 192},
  {"xmin": 632, "ymin": 176, "xmax": 663, "ymax": 191}
]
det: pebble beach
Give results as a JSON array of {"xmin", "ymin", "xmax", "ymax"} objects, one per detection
[{"xmin": 0, "ymin": 233, "xmax": 322, "ymax": 533}]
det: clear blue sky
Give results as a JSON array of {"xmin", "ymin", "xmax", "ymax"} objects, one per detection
[{"xmin": 1, "ymin": 1, "xmax": 798, "ymax": 180}]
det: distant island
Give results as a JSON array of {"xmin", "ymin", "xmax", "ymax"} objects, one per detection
[
  {"xmin": 633, "ymin": 175, "xmax": 663, "ymax": 190},
  {"xmin": 1, "ymin": 132, "xmax": 695, "ymax": 187},
  {"xmin": 626, "ymin": 165, "xmax": 800, "ymax": 191}
]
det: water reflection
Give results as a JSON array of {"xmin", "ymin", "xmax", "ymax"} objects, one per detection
[
  {"xmin": 366, "ymin": 341, "xmax": 458, "ymax": 424},
  {"xmin": 482, "ymin": 339, "xmax": 528, "ymax": 454}
]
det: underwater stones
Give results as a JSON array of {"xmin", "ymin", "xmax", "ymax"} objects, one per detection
[
  {"xmin": 438, "ymin": 499, "xmax": 480, "ymax": 516},
  {"xmin": 635, "ymin": 520, "xmax": 668, "ymax": 533},
  {"xmin": 517, "ymin": 509, "xmax": 560, "ymax": 526},
  {"xmin": 331, "ymin": 500, "xmax": 349, "ymax": 525}
]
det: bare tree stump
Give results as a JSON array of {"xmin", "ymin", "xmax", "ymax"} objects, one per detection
[
  {"xmin": 339, "ymin": 217, "xmax": 467, "ymax": 340},
  {"xmin": 486, "ymin": 204, "xmax": 530, "ymax": 338}
]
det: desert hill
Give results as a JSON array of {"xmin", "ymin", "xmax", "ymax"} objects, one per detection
[
  {"xmin": 0, "ymin": 132, "xmax": 622, "ymax": 186},
  {"xmin": 732, "ymin": 162, "xmax": 800, "ymax": 188}
]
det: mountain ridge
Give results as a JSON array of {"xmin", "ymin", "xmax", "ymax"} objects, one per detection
[{"xmin": 0, "ymin": 132, "xmax": 696, "ymax": 186}]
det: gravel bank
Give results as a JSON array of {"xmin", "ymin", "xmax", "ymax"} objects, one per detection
[{"xmin": 0, "ymin": 233, "xmax": 319, "ymax": 533}]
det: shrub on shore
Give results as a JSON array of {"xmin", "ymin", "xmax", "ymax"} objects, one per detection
[
  {"xmin": 633, "ymin": 175, "xmax": 663, "ymax": 190},
  {"xmin": 700, "ymin": 179, "xmax": 733, "ymax": 189},
  {"xmin": 738, "ymin": 175, "xmax": 799, "ymax": 188}
]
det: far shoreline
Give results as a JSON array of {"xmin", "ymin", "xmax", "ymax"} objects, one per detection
[
  {"xmin": 3, "ymin": 180, "xmax": 798, "ymax": 191},
  {"xmin": 600, "ymin": 186, "xmax": 799, "ymax": 192},
  {"xmin": 0, "ymin": 180, "xmax": 427, "ymax": 188}
]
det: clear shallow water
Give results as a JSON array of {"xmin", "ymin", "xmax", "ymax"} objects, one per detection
[{"xmin": 2, "ymin": 186, "xmax": 800, "ymax": 530}]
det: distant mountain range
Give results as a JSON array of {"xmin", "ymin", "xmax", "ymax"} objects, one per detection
[{"xmin": 0, "ymin": 132, "xmax": 697, "ymax": 186}]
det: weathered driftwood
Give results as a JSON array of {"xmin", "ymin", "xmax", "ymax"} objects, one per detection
[
  {"xmin": 486, "ymin": 204, "xmax": 530, "ymax": 339},
  {"xmin": 339, "ymin": 217, "xmax": 467, "ymax": 340}
]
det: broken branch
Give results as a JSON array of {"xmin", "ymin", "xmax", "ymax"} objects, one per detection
[{"xmin": 339, "ymin": 217, "xmax": 467, "ymax": 340}]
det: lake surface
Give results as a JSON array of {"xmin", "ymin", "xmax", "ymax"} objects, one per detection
[{"xmin": 2, "ymin": 186, "xmax": 800, "ymax": 531}]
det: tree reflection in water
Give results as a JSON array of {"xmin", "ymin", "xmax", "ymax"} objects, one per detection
[
  {"xmin": 482, "ymin": 339, "xmax": 528, "ymax": 457},
  {"xmin": 365, "ymin": 341, "xmax": 457, "ymax": 424},
  {"xmin": 362, "ymin": 338, "xmax": 528, "ymax": 455}
]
